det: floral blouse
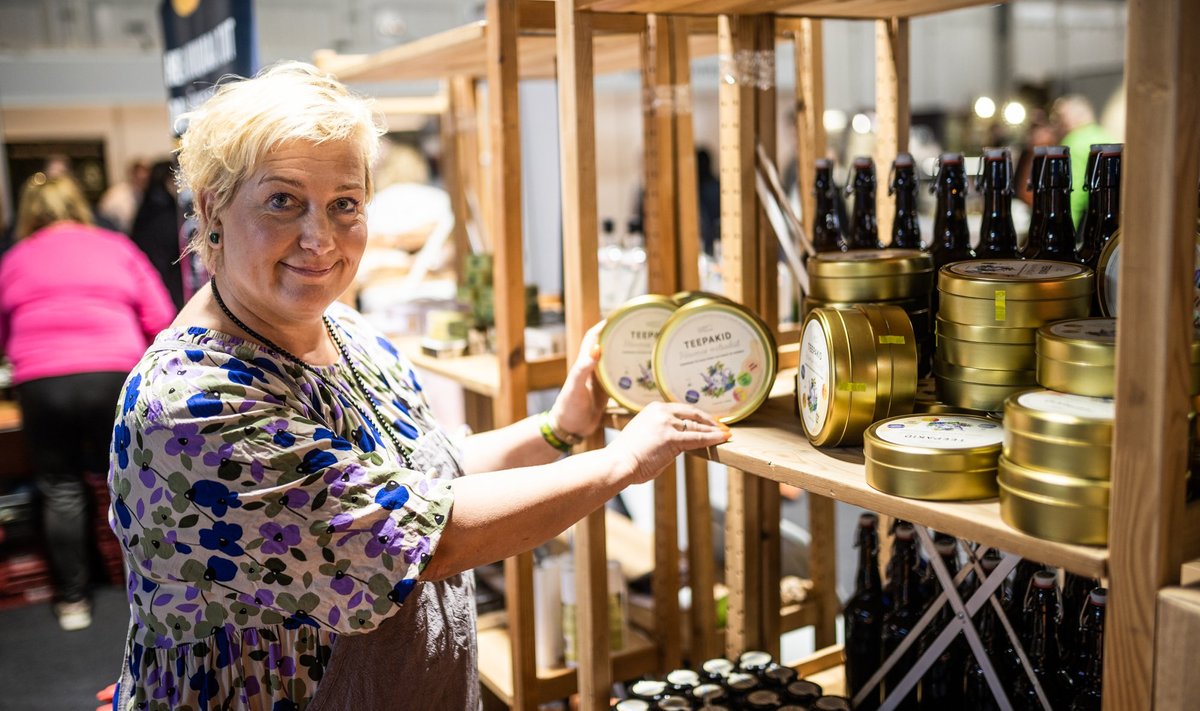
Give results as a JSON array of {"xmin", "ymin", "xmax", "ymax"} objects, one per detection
[{"xmin": 109, "ymin": 304, "xmax": 462, "ymax": 711}]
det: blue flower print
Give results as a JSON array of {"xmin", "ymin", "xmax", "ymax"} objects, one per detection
[
  {"xmin": 313, "ymin": 428, "xmax": 353, "ymax": 451},
  {"xmin": 114, "ymin": 495, "xmax": 133, "ymax": 529},
  {"xmin": 122, "ymin": 374, "xmax": 142, "ymax": 415},
  {"xmin": 113, "ymin": 423, "xmax": 132, "ymax": 468},
  {"xmin": 374, "ymin": 480, "xmax": 410, "ymax": 510},
  {"xmin": 189, "ymin": 481, "xmax": 241, "ymax": 516},
  {"xmin": 220, "ymin": 357, "xmax": 266, "ymax": 386},
  {"xmin": 364, "ymin": 517, "xmax": 404, "ymax": 558},
  {"xmin": 296, "ymin": 449, "xmax": 337, "ymax": 474},
  {"xmin": 352, "ymin": 426, "xmax": 376, "ymax": 453},
  {"xmin": 205, "ymin": 555, "xmax": 238, "ymax": 582},
  {"xmin": 186, "ymin": 390, "xmax": 223, "ymax": 418},
  {"xmin": 388, "ymin": 578, "xmax": 416, "ymax": 605},
  {"xmin": 375, "ymin": 336, "xmax": 399, "ymax": 360},
  {"xmin": 259, "ymin": 522, "xmax": 302, "ymax": 555},
  {"xmin": 198, "ymin": 521, "xmax": 244, "ymax": 556},
  {"xmin": 185, "ymin": 349, "xmax": 205, "ymax": 362}
]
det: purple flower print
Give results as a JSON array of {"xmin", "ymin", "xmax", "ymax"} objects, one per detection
[
  {"xmin": 202, "ymin": 443, "xmax": 234, "ymax": 467},
  {"xmin": 364, "ymin": 517, "xmax": 405, "ymax": 558},
  {"xmin": 165, "ymin": 422, "xmax": 204, "ymax": 457},
  {"xmin": 328, "ymin": 513, "xmax": 354, "ymax": 532},
  {"xmin": 259, "ymin": 522, "xmax": 302, "ymax": 555},
  {"xmin": 328, "ymin": 463, "xmax": 368, "ymax": 497},
  {"xmin": 403, "ymin": 536, "xmax": 431, "ymax": 564}
]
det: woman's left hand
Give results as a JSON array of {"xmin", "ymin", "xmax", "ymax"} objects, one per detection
[{"xmin": 548, "ymin": 321, "xmax": 609, "ymax": 439}]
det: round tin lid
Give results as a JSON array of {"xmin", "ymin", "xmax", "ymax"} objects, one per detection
[
  {"xmin": 807, "ymin": 248, "xmax": 933, "ymax": 278},
  {"xmin": 939, "ymin": 259, "xmax": 1093, "ymax": 300},
  {"xmin": 596, "ymin": 294, "xmax": 677, "ymax": 412},
  {"xmin": 865, "ymin": 413, "xmax": 1003, "ymax": 472}
]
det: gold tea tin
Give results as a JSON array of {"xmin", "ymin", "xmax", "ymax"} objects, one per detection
[
  {"xmin": 1097, "ymin": 229, "xmax": 1200, "ymax": 328},
  {"xmin": 654, "ymin": 298, "xmax": 777, "ymax": 424},
  {"xmin": 1036, "ymin": 318, "xmax": 1200, "ymax": 396},
  {"xmin": 596, "ymin": 295, "xmax": 678, "ymax": 412},
  {"xmin": 807, "ymin": 249, "xmax": 934, "ymax": 303},
  {"xmin": 864, "ymin": 414, "xmax": 1003, "ymax": 500},
  {"xmin": 798, "ymin": 307, "xmax": 880, "ymax": 446},
  {"xmin": 934, "ymin": 360, "xmax": 1038, "ymax": 386},
  {"xmin": 1002, "ymin": 389, "xmax": 1113, "ymax": 478},
  {"xmin": 935, "ymin": 316, "xmax": 1037, "ymax": 370},
  {"xmin": 672, "ymin": 290, "xmax": 732, "ymax": 307},
  {"xmin": 913, "ymin": 377, "xmax": 980, "ymax": 415},
  {"xmin": 856, "ymin": 304, "xmax": 919, "ymax": 421},
  {"xmin": 999, "ymin": 456, "xmax": 1109, "ymax": 545},
  {"xmin": 934, "ymin": 358, "xmax": 1038, "ymax": 412},
  {"xmin": 938, "ymin": 260, "xmax": 1093, "ymax": 328}
]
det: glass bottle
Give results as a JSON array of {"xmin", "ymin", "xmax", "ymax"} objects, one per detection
[
  {"xmin": 1065, "ymin": 588, "xmax": 1107, "ymax": 711},
  {"xmin": 881, "ymin": 522, "xmax": 922, "ymax": 710},
  {"xmin": 1012, "ymin": 570, "xmax": 1066, "ymax": 708},
  {"xmin": 1060, "ymin": 572, "xmax": 1101, "ymax": 653},
  {"xmin": 920, "ymin": 534, "xmax": 965, "ymax": 709},
  {"xmin": 845, "ymin": 156, "xmax": 884, "ymax": 249},
  {"xmin": 890, "ymin": 153, "xmax": 923, "ymax": 249},
  {"xmin": 1019, "ymin": 145, "xmax": 1049, "ymax": 258},
  {"xmin": 929, "ymin": 152, "xmax": 975, "ymax": 270},
  {"xmin": 1004, "ymin": 558, "xmax": 1042, "ymax": 626},
  {"xmin": 975, "ymin": 148, "xmax": 1020, "ymax": 259},
  {"xmin": 1074, "ymin": 145, "xmax": 1103, "ymax": 250},
  {"xmin": 1079, "ymin": 146, "xmax": 1123, "ymax": 274},
  {"xmin": 1025, "ymin": 146, "xmax": 1082, "ymax": 263},
  {"xmin": 812, "ymin": 159, "xmax": 847, "ymax": 252},
  {"xmin": 843, "ymin": 513, "xmax": 883, "ymax": 710},
  {"xmin": 963, "ymin": 550, "xmax": 1007, "ymax": 710}
]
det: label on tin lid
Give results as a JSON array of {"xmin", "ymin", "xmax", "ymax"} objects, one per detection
[
  {"xmin": 1017, "ymin": 390, "xmax": 1114, "ymax": 419},
  {"xmin": 948, "ymin": 260, "xmax": 1086, "ymax": 280},
  {"xmin": 599, "ymin": 302, "xmax": 675, "ymax": 409},
  {"xmin": 1047, "ymin": 318, "xmax": 1116, "ymax": 342},
  {"xmin": 1103, "ymin": 241, "xmax": 1200, "ymax": 328},
  {"xmin": 874, "ymin": 415, "xmax": 1002, "ymax": 448},
  {"xmin": 799, "ymin": 319, "xmax": 832, "ymax": 436},
  {"xmin": 657, "ymin": 307, "xmax": 773, "ymax": 419}
]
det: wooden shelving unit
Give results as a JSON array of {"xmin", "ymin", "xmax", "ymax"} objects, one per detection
[
  {"xmin": 557, "ymin": 0, "xmax": 1200, "ymax": 710},
  {"xmin": 393, "ymin": 337, "xmax": 567, "ymax": 399}
]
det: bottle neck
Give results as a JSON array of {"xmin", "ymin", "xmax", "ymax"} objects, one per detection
[
  {"xmin": 979, "ymin": 161, "xmax": 1017, "ymax": 256},
  {"xmin": 933, "ymin": 171, "xmax": 971, "ymax": 252},
  {"xmin": 1036, "ymin": 157, "xmax": 1077, "ymax": 260},
  {"xmin": 855, "ymin": 531, "xmax": 882, "ymax": 592},
  {"xmin": 848, "ymin": 170, "xmax": 879, "ymax": 249}
]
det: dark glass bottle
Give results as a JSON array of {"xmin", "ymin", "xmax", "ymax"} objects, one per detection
[
  {"xmin": 884, "ymin": 519, "xmax": 922, "ymax": 612},
  {"xmin": 920, "ymin": 534, "xmax": 965, "ymax": 709},
  {"xmin": 930, "ymin": 152, "xmax": 975, "ymax": 270},
  {"xmin": 975, "ymin": 148, "xmax": 1020, "ymax": 259},
  {"xmin": 1026, "ymin": 146, "xmax": 1082, "ymax": 263},
  {"xmin": 1012, "ymin": 570, "xmax": 1066, "ymax": 708},
  {"xmin": 1074, "ymin": 145, "xmax": 1103, "ymax": 247},
  {"xmin": 1004, "ymin": 558, "xmax": 1042, "ymax": 626},
  {"xmin": 1019, "ymin": 145, "xmax": 1049, "ymax": 258},
  {"xmin": 881, "ymin": 522, "xmax": 922, "ymax": 711},
  {"xmin": 1065, "ymin": 588, "xmax": 1107, "ymax": 710},
  {"xmin": 1060, "ymin": 572, "xmax": 1101, "ymax": 653},
  {"xmin": 1080, "ymin": 146, "xmax": 1123, "ymax": 275},
  {"xmin": 843, "ymin": 513, "xmax": 883, "ymax": 710},
  {"xmin": 963, "ymin": 550, "xmax": 1007, "ymax": 711},
  {"xmin": 890, "ymin": 153, "xmax": 923, "ymax": 249},
  {"xmin": 813, "ymin": 159, "xmax": 847, "ymax": 252},
  {"xmin": 846, "ymin": 156, "xmax": 884, "ymax": 249}
]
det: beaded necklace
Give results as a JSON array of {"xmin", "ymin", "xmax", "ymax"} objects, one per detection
[{"xmin": 210, "ymin": 276, "xmax": 412, "ymax": 468}]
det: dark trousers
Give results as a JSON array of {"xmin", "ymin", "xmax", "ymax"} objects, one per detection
[{"xmin": 15, "ymin": 371, "xmax": 127, "ymax": 602}]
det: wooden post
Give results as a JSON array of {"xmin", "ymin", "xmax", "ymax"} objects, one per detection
[
  {"xmin": 555, "ymin": 4, "xmax": 610, "ymax": 710},
  {"xmin": 643, "ymin": 14, "xmax": 679, "ymax": 279},
  {"xmin": 1106, "ymin": 0, "xmax": 1200, "ymax": 708},
  {"xmin": 684, "ymin": 455, "xmax": 720, "ymax": 661},
  {"xmin": 1155, "ymin": 587, "xmax": 1200, "ymax": 709},
  {"xmin": 441, "ymin": 81, "xmax": 471, "ymax": 280},
  {"xmin": 792, "ymin": 18, "xmax": 825, "ymax": 244},
  {"xmin": 670, "ymin": 19, "xmax": 701, "ymax": 293},
  {"xmin": 450, "ymin": 77, "xmax": 487, "ymax": 250},
  {"xmin": 874, "ymin": 17, "xmax": 909, "ymax": 246},
  {"xmin": 808, "ymin": 494, "xmax": 838, "ymax": 649}
]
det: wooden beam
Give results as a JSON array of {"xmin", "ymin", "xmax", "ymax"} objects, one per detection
[
  {"xmin": 684, "ymin": 455, "xmax": 720, "ymax": 661},
  {"xmin": 669, "ymin": 17, "xmax": 702, "ymax": 293},
  {"xmin": 1154, "ymin": 587, "xmax": 1200, "ymax": 711},
  {"xmin": 643, "ymin": 14, "xmax": 680, "ymax": 284},
  {"xmin": 653, "ymin": 463, "xmax": 683, "ymax": 672},
  {"xmin": 1106, "ymin": 0, "xmax": 1200, "ymax": 709},
  {"xmin": 808, "ymin": 493, "xmax": 839, "ymax": 649},
  {"xmin": 792, "ymin": 18, "xmax": 826, "ymax": 248},
  {"xmin": 717, "ymin": 14, "xmax": 759, "ymax": 309},
  {"xmin": 556, "ymin": 3, "xmax": 610, "ymax": 710},
  {"xmin": 874, "ymin": 17, "xmax": 909, "ymax": 246},
  {"xmin": 440, "ymin": 82, "xmax": 471, "ymax": 281}
]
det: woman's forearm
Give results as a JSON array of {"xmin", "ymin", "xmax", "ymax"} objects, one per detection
[
  {"xmin": 461, "ymin": 414, "xmax": 564, "ymax": 474},
  {"xmin": 421, "ymin": 448, "xmax": 627, "ymax": 580}
]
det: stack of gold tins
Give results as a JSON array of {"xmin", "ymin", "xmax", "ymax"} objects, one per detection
[
  {"xmin": 805, "ymin": 249, "xmax": 935, "ymax": 375},
  {"xmin": 798, "ymin": 304, "xmax": 918, "ymax": 446},
  {"xmin": 999, "ymin": 389, "xmax": 1114, "ymax": 545},
  {"xmin": 1036, "ymin": 317, "xmax": 1200, "ymax": 397},
  {"xmin": 935, "ymin": 259, "xmax": 1093, "ymax": 411},
  {"xmin": 865, "ymin": 413, "xmax": 1004, "ymax": 500}
]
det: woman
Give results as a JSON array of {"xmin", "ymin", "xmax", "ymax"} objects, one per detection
[
  {"xmin": 0, "ymin": 173, "xmax": 175, "ymax": 631},
  {"xmin": 109, "ymin": 62, "xmax": 729, "ymax": 710},
  {"xmin": 130, "ymin": 159, "xmax": 187, "ymax": 310}
]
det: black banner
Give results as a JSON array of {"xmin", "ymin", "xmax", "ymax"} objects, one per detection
[{"xmin": 159, "ymin": 0, "xmax": 258, "ymax": 132}]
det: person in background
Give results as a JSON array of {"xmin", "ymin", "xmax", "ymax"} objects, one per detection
[
  {"xmin": 108, "ymin": 61, "xmax": 728, "ymax": 711},
  {"xmin": 1013, "ymin": 108, "xmax": 1058, "ymax": 210},
  {"xmin": 1051, "ymin": 94, "xmax": 1116, "ymax": 226},
  {"xmin": 99, "ymin": 158, "xmax": 151, "ymax": 235},
  {"xmin": 0, "ymin": 173, "xmax": 175, "ymax": 631},
  {"xmin": 130, "ymin": 159, "xmax": 186, "ymax": 310}
]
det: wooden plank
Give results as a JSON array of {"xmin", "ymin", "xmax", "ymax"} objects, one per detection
[
  {"xmin": 717, "ymin": 14, "xmax": 759, "ymax": 309},
  {"xmin": 790, "ymin": 18, "xmax": 825, "ymax": 249},
  {"xmin": 683, "ymin": 455, "xmax": 720, "ymax": 661},
  {"xmin": 1106, "ymin": 0, "xmax": 1200, "ymax": 708},
  {"xmin": 440, "ymin": 83, "xmax": 471, "ymax": 282},
  {"xmin": 577, "ymin": 0, "xmax": 1002, "ymax": 19},
  {"xmin": 642, "ymin": 14, "xmax": 680, "ymax": 286},
  {"xmin": 874, "ymin": 17, "xmax": 909, "ymax": 245},
  {"xmin": 1182, "ymin": 558, "xmax": 1200, "ymax": 587},
  {"xmin": 669, "ymin": 18, "xmax": 703, "ymax": 293},
  {"xmin": 753, "ymin": 14, "xmax": 780, "ymax": 337},
  {"xmin": 1154, "ymin": 587, "xmax": 1200, "ymax": 711},
  {"xmin": 502, "ymin": 551, "xmax": 538, "ymax": 709},
  {"xmin": 726, "ymin": 465, "xmax": 764, "ymax": 657},
  {"xmin": 475, "ymin": 80, "xmax": 496, "ymax": 254},
  {"xmin": 808, "ymin": 493, "xmax": 839, "ymax": 649},
  {"xmin": 653, "ymin": 464, "xmax": 684, "ymax": 672},
  {"xmin": 399, "ymin": 338, "xmax": 566, "ymax": 397}
]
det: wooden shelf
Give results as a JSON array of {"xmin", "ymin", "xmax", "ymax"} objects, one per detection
[
  {"xmin": 577, "ymin": 0, "xmax": 1002, "ymax": 19},
  {"xmin": 478, "ymin": 623, "xmax": 659, "ymax": 706},
  {"xmin": 610, "ymin": 370, "xmax": 1115, "ymax": 580},
  {"xmin": 396, "ymin": 336, "xmax": 567, "ymax": 397}
]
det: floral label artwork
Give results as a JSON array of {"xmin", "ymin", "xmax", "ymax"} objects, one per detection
[
  {"xmin": 874, "ymin": 415, "xmax": 1003, "ymax": 448},
  {"xmin": 1047, "ymin": 318, "xmax": 1116, "ymax": 342},
  {"xmin": 599, "ymin": 303, "xmax": 674, "ymax": 409},
  {"xmin": 658, "ymin": 309, "xmax": 770, "ymax": 419},
  {"xmin": 799, "ymin": 320, "xmax": 831, "ymax": 437},
  {"xmin": 949, "ymin": 259, "xmax": 1086, "ymax": 280}
]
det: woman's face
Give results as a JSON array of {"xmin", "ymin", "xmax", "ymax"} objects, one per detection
[{"xmin": 212, "ymin": 139, "xmax": 367, "ymax": 327}]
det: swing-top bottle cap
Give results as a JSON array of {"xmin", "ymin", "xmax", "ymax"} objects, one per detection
[
  {"xmin": 1032, "ymin": 570, "xmax": 1057, "ymax": 588},
  {"xmin": 895, "ymin": 522, "xmax": 916, "ymax": 539},
  {"xmin": 894, "ymin": 152, "xmax": 914, "ymax": 167},
  {"xmin": 853, "ymin": 155, "xmax": 874, "ymax": 168},
  {"xmin": 983, "ymin": 147, "xmax": 1009, "ymax": 160},
  {"xmin": 939, "ymin": 152, "xmax": 964, "ymax": 164},
  {"xmin": 1033, "ymin": 145, "xmax": 1049, "ymax": 156},
  {"xmin": 859, "ymin": 512, "xmax": 879, "ymax": 527},
  {"xmin": 1089, "ymin": 588, "xmax": 1108, "ymax": 606},
  {"xmin": 815, "ymin": 158, "xmax": 833, "ymax": 169}
]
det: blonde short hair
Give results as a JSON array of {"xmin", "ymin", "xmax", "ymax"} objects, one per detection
[
  {"xmin": 14, "ymin": 173, "xmax": 94, "ymax": 240},
  {"xmin": 175, "ymin": 61, "xmax": 385, "ymax": 270}
]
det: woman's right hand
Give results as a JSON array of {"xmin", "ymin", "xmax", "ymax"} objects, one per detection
[{"xmin": 607, "ymin": 402, "xmax": 731, "ymax": 484}]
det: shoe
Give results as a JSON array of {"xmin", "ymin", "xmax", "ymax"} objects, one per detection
[{"xmin": 55, "ymin": 599, "xmax": 92, "ymax": 631}]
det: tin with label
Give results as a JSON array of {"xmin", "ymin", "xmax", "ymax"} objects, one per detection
[
  {"xmin": 807, "ymin": 249, "xmax": 934, "ymax": 303},
  {"xmin": 597, "ymin": 295, "xmax": 677, "ymax": 412},
  {"xmin": 1003, "ymin": 389, "xmax": 1113, "ymax": 478},
  {"xmin": 999, "ymin": 455, "xmax": 1109, "ymax": 545},
  {"xmin": 865, "ymin": 414, "xmax": 1004, "ymax": 500},
  {"xmin": 938, "ymin": 259, "xmax": 1093, "ymax": 328},
  {"xmin": 798, "ymin": 307, "xmax": 880, "ymax": 447},
  {"xmin": 1036, "ymin": 317, "xmax": 1200, "ymax": 396}
]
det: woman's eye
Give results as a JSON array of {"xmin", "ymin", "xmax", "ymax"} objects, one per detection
[
  {"xmin": 268, "ymin": 193, "xmax": 292, "ymax": 209},
  {"xmin": 332, "ymin": 197, "xmax": 360, "ymax": 214}
]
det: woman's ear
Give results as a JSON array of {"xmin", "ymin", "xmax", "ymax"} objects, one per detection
[{"xmin": 195, "ymin": 190, "xmax": 219, "ymax": 233}]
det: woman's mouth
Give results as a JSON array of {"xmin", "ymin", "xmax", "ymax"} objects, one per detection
[{"xmin": 283, "ymin": 263, "xmax": 336, "ymax": 277}]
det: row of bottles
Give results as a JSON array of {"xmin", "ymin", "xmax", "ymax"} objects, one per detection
[
  {"xmin": 810, "ymin": 146, "xmax": 1123, "ymax": 272},
  {"xmin": 613, "ymin": 650, "xmax": 851, "ymax": 710},
  {"xmin": 844, "ymin": 513, "xmax": 1107, "ymax": 710}
]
